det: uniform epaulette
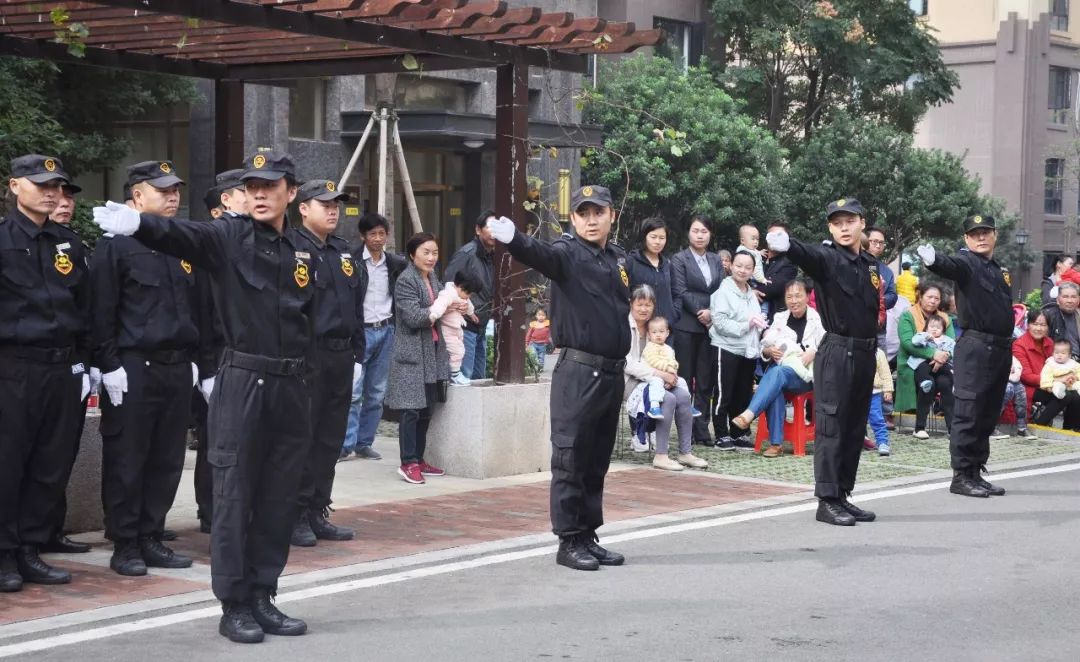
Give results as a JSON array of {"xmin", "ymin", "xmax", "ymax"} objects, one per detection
[
  {"xmin": 560, "ymin": 232, "xmax": 574, "ymax": 239},
  {"xmin": 959, "ymin": 247, "xmax": 970, "ymax": 253}
]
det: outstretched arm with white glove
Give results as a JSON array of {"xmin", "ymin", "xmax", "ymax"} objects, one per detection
[
  {"xmin": 916, "ymin": 244, "xmax": 935, "ymax": 266},
  {"xmin": 92, "ymin": 201, "xmax": 141, "ymax": 236},
  {"xmin": 102, "ymin": 366, "xmax": 128, "ymax": 407},
  {"xmin": 918, "ymin": 243, "xmax": 971, "ymax": 283},
  {"xmin": 92, "ymin": 202, "xmax": 228, "ymax": 272},
  {"xmin": 485, "ymin": 215, "xmax": 572, "ymax": 282},
  {"xmin": 766, "ymin": 228, "xmax": 829, "ymax": 283}
]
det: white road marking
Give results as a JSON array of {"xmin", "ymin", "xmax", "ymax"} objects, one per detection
[{"xmin": 1, "ymin": 462, "xmax": 1076, "ymax": 658}]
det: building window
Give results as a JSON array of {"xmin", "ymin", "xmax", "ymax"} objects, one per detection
[
  {"xmin": 1051, "ymin": 0, "xmax": 1070, "ymax": 31},
  {"xmin": 653, "ymin": 18, "xmax": 703, "ymax": 71},
  {"xmin": 908, "ymin": 0, "xmax": 928, "ymax": 16},
  {"xmin": 1046, "ymin": 158, "xmax": 1065, "ymax": 215},
  {"xmin": 289, "ymin": 78, "xmax": 327, "ymax": 140},
  {"xmin": 1049, "ymin": 66, "xmax": 1072, "ymax": 124}
]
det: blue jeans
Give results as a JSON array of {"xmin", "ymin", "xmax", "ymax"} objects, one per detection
[
  {"xmin": 461, "ymin": 328, "xmax": 487, "ymax": 380},
  {"xmin": 529, "ymin": 342, "xmax": 547, "ymax": 371},
  {"xmin": 868, "ymin": 392, "xmax": 889, "ymax": 447},
  {"xmin": 746, "ymin": 365, "xmax": 813, "ymax": 446},
  {"xmin": 343, "ymin": 324, "xmax": 394, "ymax": 452}
]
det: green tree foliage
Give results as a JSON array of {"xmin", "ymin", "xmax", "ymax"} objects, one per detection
[
  {"xmin": 710, "ymin": 0, "xmax": 958, "ymax": 145},
  {"xmin": 581, "ymin": 55, "xmax": 786, "ymax": 248}
]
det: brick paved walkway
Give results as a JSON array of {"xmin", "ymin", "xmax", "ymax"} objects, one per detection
[{"xmin": 0, "ymin": 469, "xmax": 802, "ymax": 626}]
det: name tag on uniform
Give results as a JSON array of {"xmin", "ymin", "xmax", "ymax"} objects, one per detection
[
  {"xmin": 56, "ymin": 242, "xmax": 71, "ymax": 251},
  {"xmin": 71, "ymin": 363, "xmax": 85, "ymax": 375},
  {"xmin": 341, "ymin": 253, "xmax": 352, "ymax": 259},
  {"xmin": 295, "ymin": 251, "xmax": 311, "ymax": 260}
]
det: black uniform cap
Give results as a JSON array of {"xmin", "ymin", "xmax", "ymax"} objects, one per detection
[
  {"xmin": 963, "ymin": 214, "xmax": 996, "ymax": 234},
  {"xmin": 9, "ymin": 154, "xmax": 72, "ymax": 185},
  {"xmin": 240, "ymin": 151, "xmax": 295, "ymax": 182},
  {"xmin": 203, "ymin": 185, "xmax": 224, "ymax": 213},
  {"xmin": 62, "ymin": 182, "xmax": 82, "ymax": 195},
  {"xmin": 825, "ymin": 197, "xmax": 865, "ymax": 219},
  {"xmin": 127, "ymin": 160, "xmax": 185, "ymax": 188},
  {"xmin": 571, "ymin": 185, "xmax": 613, "ymax": 211},
  {"xmin": 297, "ymin": 179, "xmax": 350, "ymax": 203},
  {"xmin": 215, "ymin": 168, "xmax": 246, "ymax": 191}
]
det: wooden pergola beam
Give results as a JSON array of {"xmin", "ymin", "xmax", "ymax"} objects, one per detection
[
  {"xmin": 0, "ymin": 32, "xmax": 228, "ymax": 78},
  {"xmin": 381, "ymin": 2, "xmax": 507, "ymax": 31},
  {"xmin": 436, "ymin": 7, "xmax": 541, "ymax": 37},
  {"xmin": 224, "ymin": 52, "xmax": 480, "ymax": 79}
]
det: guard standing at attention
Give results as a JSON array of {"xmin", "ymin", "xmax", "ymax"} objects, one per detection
[
  {"xmin": 766, "ymin": 198, "xmax": 881, "ymax": 526},
  {"xmin": 291, "ymin": 179, "xmax": 365, "ymax": 547},
  {"xmin": 487, "ymin": 185, "xmax": 630, "ymax": 571},
  {"xmin": 0, "ymin": 155, "xmax": 91, "ymax": 593},
  {"xmin": 93, "ymin": 151, "xmax": 315, "ymax": 644},
  {"xmin": 193, "ymin": 168, "xmax": 246, "ymax": 533},
  {"xmin": 917, "ymin": 216, "xmax": 1013, "ymax": 498},
  {"xmin": 91, "ymin": 160, "xmax": 201, "ymax": 576}
]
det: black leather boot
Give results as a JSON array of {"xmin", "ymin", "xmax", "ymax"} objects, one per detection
[
  {"xmin": 219, "ymin": 601, "xmax": 264, "ymax": 644},
  {"xmin": 950, "ymin": 470, "xmax": 990, "ymax": 498},
  {"xmin": 815, "ymin": 499, "xmax": 856, "ymax": 526},
  {"xmin": 140, "ymin": 537, "xmax": 193, "ymax": 568},
  {"xmin": 555, "ymin": 535, "xmax": 600, "ymax": 571},
  {"xmin": 40, "ymin": 534, "xmax": 91, "ymax": 554},
  {"xmin": 290, "ymin": 514, "xmax": 317, "ymax": 547},
  {"xmin": 839, "ymin": 496, "xmax": 876, "ymax": 522},
  {"xmin": 584, "ymin": 533, "xmax": 625, "ymax": 566},
  {"xmin": 110, "ymin": 539, "xmax": 147, "ymax": 577},
  {"xmin": 0, "ymin": 551, "xmax": 23, "ymax": 593},
  {"xmin": 250, "ymin": 588, "xmax": 307, "ymax": 636},
  {"xmin": 308, "ymin": 508, "xmax": 354, "ymax": 541},
  {"xmin": 974, "ymin": 467, "xmax": 1006, "ymax": 496},
  {"xmin": 16, "ymin": 545, "xmax": 72, "ymax": 584}
]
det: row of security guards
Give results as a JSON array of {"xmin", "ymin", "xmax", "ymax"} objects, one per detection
[{"xmin": 2, "ymin": 152, "xmax": 366, "ymax": 646}]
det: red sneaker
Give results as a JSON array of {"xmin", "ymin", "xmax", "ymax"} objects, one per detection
[
  {"xmin": 418, "ymin": 461, "xmax": 445, "ymax": 476},
  {"xmin": 398, "ymin": 463, "xmax": 425, "ymax": 484},
  {"xmin": 863, "ymin": 437, "xmax": 876, "ymax": 451}
]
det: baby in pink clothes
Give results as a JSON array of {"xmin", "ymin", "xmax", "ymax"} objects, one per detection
[{"xmin": 429, "ymin": 272, "xmax": 478, "ymax": 385}]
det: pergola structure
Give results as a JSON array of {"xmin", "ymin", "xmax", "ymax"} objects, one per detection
[{"xmin": 0, "ymin": 0, "xmax": 662, "ymax": 382}]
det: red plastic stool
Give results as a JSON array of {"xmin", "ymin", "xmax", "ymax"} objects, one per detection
[{"xmin": 754, "ymin": 392, "xmax": 814, "ymax": 456}]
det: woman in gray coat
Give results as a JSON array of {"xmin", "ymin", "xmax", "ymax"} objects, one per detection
[{"xmin": 385, "ymin": 232, "xmax": 451, "ymax": 485}]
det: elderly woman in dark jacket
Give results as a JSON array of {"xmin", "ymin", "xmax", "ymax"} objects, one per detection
[
  {"xmin": 385, "ymin": 232, "xmax": 451, "ymax": 485},
  {"xmin": 625, "ymin": 217, "xmax": 677, "ymax": 328}
]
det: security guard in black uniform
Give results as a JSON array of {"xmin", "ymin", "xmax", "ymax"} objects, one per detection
[
  {"xmin": 917, "ymin": 215, "xmax": 1013, "ymax": 498},
  {"xmin": 0, "ymin": 155, "xmax": 91, "ymax": 593},
  {"xmin": 766, "ymin": 198, "xmax": 881, "ymax": 526},
  {"xmin": 93, "ymin": 151, "xmax": 315, "ymax": 643},
  {"xmin": 193, "ymin": 168, "xmax": 246, "ymax": 533},
  {"xmin": 487, "ymin": 185, "xmax": 630, "ymax": 571},
  {"xmin": 291, "ymin": 179, "xmax": 365, "ymax": 547},
  {"xmin": 91, "ymin": 160, "xmax": 201, "ymax": 576}
]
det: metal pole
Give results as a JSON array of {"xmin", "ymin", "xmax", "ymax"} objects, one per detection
[
  {"xmin": 391, "ymin": 117, "xmax": 423, "ymax": 233},
  {"xmin": 337, "ymin": 112, "xmax": 376, "ymax": 191},
  {"xmin": 558, "ymin": 168, "xmax": 571, "ymax": 225},
  {"xmin": 377, "ymin": 106, "xmax": 389, "ymax": 215}
]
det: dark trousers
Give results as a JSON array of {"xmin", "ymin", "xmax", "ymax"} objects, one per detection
[
  {"xmin": 949, "ymin": 333, "xmax": 1012, "ymax": 471},
  {"xmin": 914, "ymin": 362, "xmax": 955, "ymax": 432},
  {"xmin": 208, "ymin": 351, "xmax": 312, "ymax": 603},
  {"xmin": 100, "ymin": 354, "xmax": 192, "ymax": 541},
  {"xmin": 716, "ymin": 349, "xmax": 757, "ymax": 438},
  {"xmin": 0, "ymin": 353, "xmax": 82, "ymax": 550},
  {"xmin": 398, "ymin": 383, "xmax": 436, "ymax": 465},
  {"xmin": 48, "ymin": 397, "xmax": 89, "ymax": 539},
  {"xmin": 193, "ymin": 388, "xmax": 212, "ymax": 523},
  {"xmin": 298, "ymin": 348, "xmax": 353, "ymax": 511},
  {"xmin": 548, "ymin": 353, "xmax": 623, "ymax": 538},
  {"xmin": 1032, "ymin": 389, "xmax": 1080, "ymax": 429},
  {"xmin": 673, "ymin": 329, "xmax": 716, "ymax": 442},
  {"xmin": 812, "ymin": 335, "xmax": 876, "ymax": 499}
]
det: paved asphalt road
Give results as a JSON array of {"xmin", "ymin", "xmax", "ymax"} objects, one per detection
[{"xmin": 15, "ymin": 466, "xmax": 1080, "ymax": 662}]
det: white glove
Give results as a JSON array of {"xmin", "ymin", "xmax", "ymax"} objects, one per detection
[
  {"xmin": 103, "ymin": 367, "xmax": 128, "ymax": 406},
  {"xmin": 191, "ymin": 363, "xmax": 199, "ymax": 387},
  {"xmin": 765, "ymin": 229, "xmax": 790, "ymax": 253},
  {"xmin": 81, "ymin": 374, "xmax": 90, "ymax": 402},
  {"xmin": 92, "ymin": 200, "xmax": 141, "ymax": 236},
  {"xmin": 487, "ymin": 216, "xmax": 516, "ymax": 244},
  {"xmin": 916, "ymin": 244, "xmax": 935, "ymax": 266},
  {"xmin": 89, "ymin": 367, "xmax": 102, "ymax": 396},
  {"xmin": 353, "ymin": 363, "xmax": 364, "ymax": 387},
  {"xmin": 199, "ymin": 376, "xmax": 215, "ymax": 403}
]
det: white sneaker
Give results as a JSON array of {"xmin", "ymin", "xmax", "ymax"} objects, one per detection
[
  {"xmin": 677, "ymin": 453, "xmax": 708, "ymax": 469},
  {"xmin": 912, "ymin": 430, "xmax": 930, "ymax": 440},
  {"xmin": 652, "ymin": 455, "xmax": 683, "ymax": 471},
  {"xmin": 450, "ymin": 372, "xmax": 471, "ymax": 386}
]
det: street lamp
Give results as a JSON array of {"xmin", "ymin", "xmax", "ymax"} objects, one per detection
[{"xmin": 1015, "ymin": 227, "xmax": 1030, "ymax": 294}]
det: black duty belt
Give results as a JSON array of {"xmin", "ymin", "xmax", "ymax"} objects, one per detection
[
  {"xmin": 221, "ymin": 348, "xmax": 306, "ymax": 376},
  {"xmin": 364, "ymin": 319, "xmax": 392, "ymax": 329},
  {"xmin": 821, "ymin": 333, "xmax": 877, "ymax": 352},
  {"xmin": 960, "ymin": 329, "xmax": 1013, "ymax": 349},
  {"xmin": 121, "ymin": 348, "xmax": 193, "ymax": 364},
  {"xmin": 563, "ymin": 348, "xmax": 626, "ymax": 374},
  {"xmin": 318, "ymin": 336, "xmax": 353, "ymax": 352},
  {"xmin": 0, "ymin": 344, "xmax": 74, "ymax": 363}
]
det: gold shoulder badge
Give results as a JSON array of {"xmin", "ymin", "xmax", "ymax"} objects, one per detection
[
  {"xmin": 180, "ymin": 259, "xmax": 192, "ymax": 274},
  {"xmin": 253, "ymin": 154, "xmax": 267, "ymax": 169},
  {"xmin": 159, "ymin": 162, "xmax": 172, "ymax": 174},
  {"xmin": 341, "ymin": 256, "xmax": 354, "ymax": 277},
  {"xmin": 582, "ymin": 186, "xmax": 593, "ymax": 197},
  {"xmin": 870, "ymin": 269, "xmax": 881, "ymax": 290},
  {"xmin": 1003, "ymin": 269, "xmax": 1011, "ymax": 287},
  {"xmin": 619, "ymin": 264, "xmax": 629, "ymax": 288},
  {"xmin": 294, "ymin": 260, "xmax": 310, "ymax": 288},
  {"xmin": 326, "ymin": 181, "xmax": 336, "ymax": 192},
  {"xmin": 54, "ymin": 251, "xmax": 73, "ymax": 276},
  {"xmin": 44, "ymin": 159, "xmax": 57, "ymax": 172}
]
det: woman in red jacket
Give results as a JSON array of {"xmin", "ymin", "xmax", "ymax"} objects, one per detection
[{"xmin": 1013, "ymin": 309, "xmax": 1080, "ymax": 429}]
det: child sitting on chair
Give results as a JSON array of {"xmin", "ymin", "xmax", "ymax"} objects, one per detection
[
  {"xmin": 641, "ymin": 316, "xmax": 701, "ymax": 420},
  {"xmin": 1041, "ymin": 339, "xmax": 1080, "ymax": 400}
]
